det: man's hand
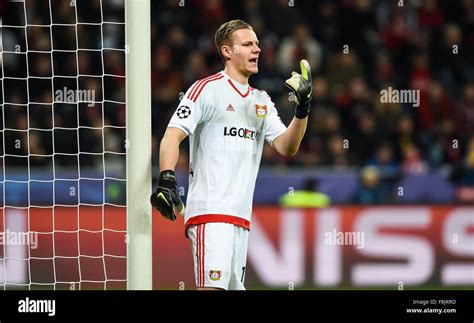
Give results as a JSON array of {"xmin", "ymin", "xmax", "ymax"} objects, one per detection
[
  {"xmin": 285, "ymin": 59, "xmax": 313, "ymax": 119},
  {"xmin": 150, "ymin": 170, "xmax": 185, "ymax": 221}
]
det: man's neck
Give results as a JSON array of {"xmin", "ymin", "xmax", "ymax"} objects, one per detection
[{"xmin": 224, "ymin": 65, "xmax": 249, "ymax": 85}]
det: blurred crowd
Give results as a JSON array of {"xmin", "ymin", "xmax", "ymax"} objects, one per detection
[
  {"xmin": 1, "ymin": 0, "xmax": 126, "ymax": 173},
  {"xmin": 1, "ymin": 0, "xmax": 474, "ymax": 204}
]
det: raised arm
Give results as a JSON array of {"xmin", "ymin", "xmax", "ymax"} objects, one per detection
[
  {"xmin": 272, "ymin": 117, "xmax": 308, "ymax": 157},
  {"xmin": 272, "ymin": 59, "xmax": 313, "ymax": 157}
]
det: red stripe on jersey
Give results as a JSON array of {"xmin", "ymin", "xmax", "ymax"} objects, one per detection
[
  {"xmin": 191, "ymin": 74, "xmax": 224, "ymax": 102},
  {"xmin": 185, "ymin": 214, "xmax": 251, "ymax": 234},
  {"xmin": 227, "ymin": 79, "xmax": 250, "ymax": 98},
  {"xmin": 187, "ymin": 73, "xmax": 220, "ymax": 100},
  {"xmin": 196, "ymin": 225, "xmax": 201, "ymax": 287},
  {"xmin": 201, "ymin": 224, "xmax": 205, "ymax": 287}
]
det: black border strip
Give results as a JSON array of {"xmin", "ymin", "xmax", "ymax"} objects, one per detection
[{"xmin": 0, "ymin": 290, "xmax": 472, "ymax": 322}]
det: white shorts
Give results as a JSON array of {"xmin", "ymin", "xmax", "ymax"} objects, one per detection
[{"xmin": 187, "ymin": 222, "xmax": 249, "ymax": 290}]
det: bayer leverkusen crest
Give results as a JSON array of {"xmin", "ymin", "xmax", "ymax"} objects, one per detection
[
  {"xmin": 255, "ymin": 104, "xmax": 267, "ymax": 119},
  {"xmin": 209, "ymin": 270, "xmax": 221, "ymax": 281}
]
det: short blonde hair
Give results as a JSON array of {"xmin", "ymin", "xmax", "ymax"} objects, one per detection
[{"xmin": 215, "ymin": 19, "xmax": 253, "ymax": 63}]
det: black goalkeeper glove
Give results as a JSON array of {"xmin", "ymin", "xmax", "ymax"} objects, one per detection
[
  {"xmin": 285, "ymin": 59, "xmax": 313, "ymax": 119},
  {"xmin": 150, "ymin": 170, "xmax": 185, "ymax": 221}
]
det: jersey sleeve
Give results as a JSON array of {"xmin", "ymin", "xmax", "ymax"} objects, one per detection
[
  {"xmin": 168, "ymin": 81, "xmax": 210, "ymax": 136},
  {"xmin": 264, "ymin": 94, "xmax": 287, "ymax": 146}
]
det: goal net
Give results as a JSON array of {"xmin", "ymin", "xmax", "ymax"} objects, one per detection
[{"xmin": 0, "ymin": 0, "xmax": 129, "ymax": 290}]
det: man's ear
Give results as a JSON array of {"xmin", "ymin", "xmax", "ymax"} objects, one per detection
[{"xmin": 221, "ymin": 45, "xmax": 232, "ymax": 60}]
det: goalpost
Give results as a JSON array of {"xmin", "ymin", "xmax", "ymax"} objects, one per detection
[
  {"xmin": 0, "ymin": 0, "xmax": 152, "ymax": 290},
  {"xmin": 125, "ymin": 0, "xmax": 152, "ymax": 290}
]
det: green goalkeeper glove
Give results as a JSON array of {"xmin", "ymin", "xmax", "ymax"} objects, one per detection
[
  {"xmin": 150, "ymin": 170, "xmax": 185, "ymax": 221},
  {"xmin": 285, "ymin": 59, "xmax": 313, "ymax": 119}
]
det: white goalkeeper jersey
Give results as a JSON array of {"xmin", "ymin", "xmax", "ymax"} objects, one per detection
[{"xmin": 168, "ymin": 71, "xmax": 287, "ymax": 232}]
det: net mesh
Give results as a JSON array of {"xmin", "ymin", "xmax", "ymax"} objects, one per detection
[{"xmin": 0, "ymin": 0, "xmax": 127, "ymax": 290}]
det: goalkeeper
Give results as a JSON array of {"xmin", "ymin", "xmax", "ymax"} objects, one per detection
[{"xmin": 151, "ymin": 19, "xmax": 312, "ymax": 290}]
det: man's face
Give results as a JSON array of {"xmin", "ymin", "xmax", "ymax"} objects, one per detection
[{"xmin": 226, "ymin": 28, "xmax": 261, "ymax": 76}]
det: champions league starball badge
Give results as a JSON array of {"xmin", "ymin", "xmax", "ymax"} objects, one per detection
[{"xmin": 177, "ymin": 105, "xmax": 191, "ymax": 119}]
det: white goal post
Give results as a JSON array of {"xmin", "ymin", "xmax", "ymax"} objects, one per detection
[{"xmin": 125, "ymin": 0, "xmax": 152, "ymax": 290}]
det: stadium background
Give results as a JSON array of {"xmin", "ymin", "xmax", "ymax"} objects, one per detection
[
  {"xmin": 152, "ymin": 0, "xmax": 474, "ymax": 289},
  {"xmin": 1, "ymin": 0, "xmax": 473, "ymax": 289}
]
